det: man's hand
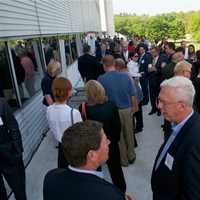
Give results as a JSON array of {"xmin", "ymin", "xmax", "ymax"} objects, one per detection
[
  {"xmin": 131, "ymin": 96, "xmax": 138, "ymax": 113},
  {"xmin": 125, "ymin": 193, "xmax": 136, "ymax": 200}
]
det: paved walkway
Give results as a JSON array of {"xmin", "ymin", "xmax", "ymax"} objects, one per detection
[{"xmin": 10, "ymin": 87, "xmax": 164, "ymax": 200}]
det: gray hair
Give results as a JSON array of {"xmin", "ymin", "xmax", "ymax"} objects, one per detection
[
  {"xmin": 161, "ymin": 76, "xmax": 195, "ymax": 106},
  {"xmin": 174, "ymin": 60, "xmax": 192, "ymax": 74}
]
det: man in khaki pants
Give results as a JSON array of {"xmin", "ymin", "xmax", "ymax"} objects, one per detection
[{"xmin": 98, "ymin": 55, "xmax": 138, "ymax": 166}]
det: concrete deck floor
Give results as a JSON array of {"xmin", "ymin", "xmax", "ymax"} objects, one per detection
[{"xmin": 10, "ymin": 90, "xmax": 164, "ymax": 200}]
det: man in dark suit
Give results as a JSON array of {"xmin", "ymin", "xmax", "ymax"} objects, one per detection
[
  {"xmin": 95, "ymin": 42, "xmax": 111, "ymax": 62},
  {"xmin": 43, "ymin": 121, "xmax": 134, "ymax": 200},
  {"xmin": 149, "ymin": 47, "xmax": 168, "ymax": 115},
  {"xmin": 0, "ymin": 98, "xmax": 26, "ymax": 200},
  {"xmin": 138, "ymin": 44, "xmax": 152, "ymax": 105},
  {"xmin": 151, "ymin": 76, "xmax": 200, "ymax": 200},
  {"xmin": 78, "ymin": 44, "xmax": 104, "ymax": 82}
]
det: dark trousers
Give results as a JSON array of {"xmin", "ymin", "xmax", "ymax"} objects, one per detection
[
  {"xmin": 140, "ymin": 77, "xmax": 149, "ymax": 105},
  {"xmin": 106, "ymin": 143, "xmax": 126, "ymax": 193},
  {"xmin": 58, "ymin": 143, "xmax": 68, "ymax": 168},
  {"xmin": 135, "ymin": 102, "xmax": 143, "ymax": 130},
  {"xmin": 0, "ymin": 153, "xmax": 26, "ymax": 200},
  {"xmin": 149, "ymin": 73, "xmax": 159, "ymax": 111}
]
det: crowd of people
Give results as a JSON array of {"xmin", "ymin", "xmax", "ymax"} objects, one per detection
[
  {"xmin": 1, "ymin": 34, "xmax": 200, "ymax": 200},
  {"xmin": 43, "ymin": 35, "xmax": 200, "ymax": 200}
]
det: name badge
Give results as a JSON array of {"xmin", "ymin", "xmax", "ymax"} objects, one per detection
[
  {"xmin": 141, "ymin": 60, "xmax": 144, "ymax": 64},
  {"xmin": 0, "ymin": 117, "xmax": 3, "ymax": 126},
  {"xmin": 165, "ymin": 153, "xmax": 174, "ymax": 170}
]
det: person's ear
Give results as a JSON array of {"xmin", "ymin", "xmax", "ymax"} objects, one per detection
[
  {"xmin": 178, "ymin": 101, "xmax": 186, "ymax": 111},
  {"xmin": 68, "ymin": 90, "xmax": 72, "ymax": 98},
  {"xmin": 87, "ymin": 150, "xmax": 97, "ymax": 162}
]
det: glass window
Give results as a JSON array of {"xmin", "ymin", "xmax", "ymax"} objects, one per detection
[
  {"xmin": 64, "ymin": 39, "xmax": 73, "ymax": 65},
  {"xmin": 70, "ymin": 36, "xmax": 78, "ymax": 61},
  {"xmin": 42, "ymin": 37, "xmax": 61, "ymax": 67},
  {"xmin": 64, "ymin": 35, "xmax": 78, "ymax": 66},
  {"xmin": 9, "ymin": 39, "xmax": 44, "ymax": 103},
  {"xmin": 0, "ymin": 42, "xmax": 19, "ymax": 109}
]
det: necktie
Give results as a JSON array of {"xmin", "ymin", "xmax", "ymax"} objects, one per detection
[{"xmin": 155, "ymin": 129, "xmax": 177, "ymax": 170}]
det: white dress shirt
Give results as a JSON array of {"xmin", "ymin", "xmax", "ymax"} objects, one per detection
[
  {"xmin": 68, "ymin": 165, "xmax": 104, "ymax": 179},
  {"xmin": 47, "ymin": 104, "xmax": 82, "ymax": 142},
  {"xmin": 127, "ymin": 60, "xmax": 140, "ymax": 77}
]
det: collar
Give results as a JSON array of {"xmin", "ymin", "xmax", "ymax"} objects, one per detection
[
  {"xmin": 140, "ymin": 52, "xmax": 145, "ymax": 57},
  {"xmin": 68, "ymin": 165, "xmax": 104, "ymax": 179},
  {"xmin": 171, "ymin": 110, "xmax": 194, "ymax": 134}
]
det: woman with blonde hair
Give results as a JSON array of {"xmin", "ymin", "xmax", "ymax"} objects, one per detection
[
  {"xmin": 47, "ymin": 77, "xmax": 82, "ymax": 168},
  {"xmin": 41, "ymin": 61, "xmax": 61, "ymax": 106},
  {"xmin": 79, "ymin": 80, "xmax": 126, "ymax": 194}
]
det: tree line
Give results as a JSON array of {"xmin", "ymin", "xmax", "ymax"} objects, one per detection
[{"xmin": 114, "ymin": 10, "xmax": 200, "ymax": 42}]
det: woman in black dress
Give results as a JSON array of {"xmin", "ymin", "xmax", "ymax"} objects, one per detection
[{"xmin": 79, "ymin": 80, "xmax": 126, "ymax": 194}]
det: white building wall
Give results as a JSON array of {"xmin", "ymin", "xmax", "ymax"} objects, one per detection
[
  {"xmin": 35, "ymin": 0, "xmax": 71, "ymax": 34},
  {"xmin": 0, "ymin": 0, "xmax": 40, "ymax": 38},
  {"xmin": 0, "ymin": 0, "xmax": 111, "ymax": 39},
  {"xmin": 104, "ymin": 0, "xmax": 115, "ymax": 36}
]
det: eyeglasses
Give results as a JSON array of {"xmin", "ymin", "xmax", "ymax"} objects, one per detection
[{"xmin": 157, "ymin": 99, "xmax": 180, "ymax": 107}]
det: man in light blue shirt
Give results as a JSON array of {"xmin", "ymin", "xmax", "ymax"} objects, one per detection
[{"xmin": 98, "ymin": 55, "xmax": 138, "ymax": 167}]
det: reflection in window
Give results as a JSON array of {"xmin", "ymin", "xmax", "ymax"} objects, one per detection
[
  {"xmin": 71, "ymin": 37, "xmax": 78, "ymax": 61},
  {"xmin": 0, "ymin": 42, "xmax": 18, "ymax": 108},
  {"xmin": 10, "ymin": 39, "xmax": 44, "ymax": 103},
  {"xmin": 65, "ymin": 40, "xmax": 73, "ymax": 65},
  {"xmin": 64, "ymin": 35, "xmax": 78, "ymax": 66},
  {"xmin": 42, "ymin": 38, "xmax": 61, "ymax": 66}
]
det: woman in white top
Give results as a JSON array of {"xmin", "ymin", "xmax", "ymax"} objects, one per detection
[
  {"xmin": 127, "ymin": 52, "xmax": 141, "ymax": 78},
  {"xmin": 47, "ymin": 77, "xmax": 82, "ymax": 168}
]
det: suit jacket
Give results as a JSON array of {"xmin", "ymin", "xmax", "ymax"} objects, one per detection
[
  {"xmin": 151, "ymin": 112, "xmax": 200, "ymax": 200},
  {"xmin": 139, "ymin": 52, "xmax": 152, "ymax": 78},
  {"xmin": 96, "ymin": 49, "xmax": 111, "ymax": 61},
  {"xmin": 155, "ymin": 54, "xmax": 168, "ymax": 77},
  {"xmin": 0, "ymin": 98, "xmax": 23, "ymax": 155},
  {"xmin": 193, "ymin": 77, "xmax": 200, "ymax": 113},
  {"xmin": 78, "ymin": 53, "xmax": 104, "ymax": 82},
  {"xmin": 43, "ymin": 168, "xmax": 125, "ymax": 200}
]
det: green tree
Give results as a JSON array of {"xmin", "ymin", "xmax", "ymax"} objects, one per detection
[
  {"xmin": 114, "ymin": 12, "xmax": 186, "ymax": 41},
  {"xmin": 188, "ymin": 11, "xmax": 200, "ymax": 41}
]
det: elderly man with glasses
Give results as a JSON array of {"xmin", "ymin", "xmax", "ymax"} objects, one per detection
[{"xmin": 151, "ymin": 76, "xmax": 200, "ymax": 200}]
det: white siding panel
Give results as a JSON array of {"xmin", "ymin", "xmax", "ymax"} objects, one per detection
[
  {"xmin": 15, "ymin": 92, "xmax": 48, "ymax": 165},
  {"xmin": 70, "ymin": 0, "xmax": 83, "ymax": 32},
  {"xmin": 80, "ymin": 0, "xmax": 101, "ymax": 32},
  {"xmin": 104, "ymin": 0, "xmax": 114, "ymax": 36},
  {"xmin": 0, "ymin": 0, "xmax": 40, "ymax": 38},
  {"xmin": 36, "ymin": 0, "xmax": 70, "ymax": 34},
  {"xmin": 92, "ymin": 0, "xmax": 101, "ymax": 31},
  {"xmin": 81, "ymin": 1, "xmax": 90, "ymax": 32},
  {"xmin": 0, "ymin": 0, "xmax": 106, "ymax": 38}
]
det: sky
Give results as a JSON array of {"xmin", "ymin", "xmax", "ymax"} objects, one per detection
[{"xmin": 113, "ymin": 0, "xmax": 200, "ymax": 15}]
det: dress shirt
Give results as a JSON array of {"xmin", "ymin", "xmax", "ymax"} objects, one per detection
[
  {"xmin": 127, "ymin": 60, "xmax": 140, "ymax": 77},
  {"xmin": 155, "ymin": 110, "xmax": 194, "ymax": 170},
  {"xmin": 68, "ymin": 165, "xmax": 104, "ymax": 179}
]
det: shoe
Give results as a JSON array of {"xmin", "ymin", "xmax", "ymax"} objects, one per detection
[
  {"xmin": 135, "ymin": 128, "xmax": 143, "ymax": 134},
  {"xmin": 148, "ymin": 110, "xmax": 157, "ymax": 115},
  {"xmin": 128, "ymin": 157, "xmax": 136, "ymax": 164},
  {"xmin": 157, "ymin": 110, "xmax": 161, "ymax": 116}
]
